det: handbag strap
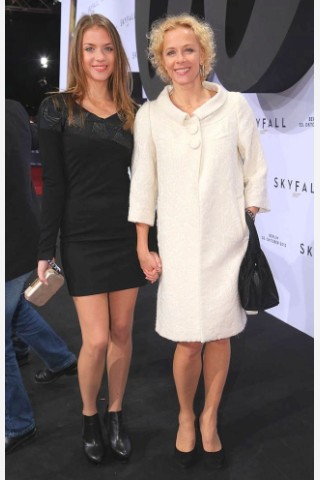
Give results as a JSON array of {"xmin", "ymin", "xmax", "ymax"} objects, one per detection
[{"xmin": 245, "ymin": 211, "xmax": 261, "ymax": 255}]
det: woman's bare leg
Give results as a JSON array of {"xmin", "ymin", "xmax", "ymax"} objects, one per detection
[
  {"xmin": 107, "ymin": 288, "xmax": 139, "ymax": 411},
  {"xmin": 200, "ymin": 338, "xmax": 231, "ymax": 452},
  {"xmin": 73, "ymin": 293, "xmax": 110, "ymax": 416},
  {"xmin": 173, "ymin": 342, "xmax": 203, "ymax": 452}
]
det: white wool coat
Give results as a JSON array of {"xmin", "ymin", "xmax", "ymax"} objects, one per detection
[{"xmin": 128, "ymin": 82, "xmax": 269, "ymax": 342}]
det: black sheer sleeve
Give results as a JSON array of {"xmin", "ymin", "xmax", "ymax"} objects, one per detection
[{"xmin": 37, "ymin": 95, "xmax": 67, "ymax": 260}]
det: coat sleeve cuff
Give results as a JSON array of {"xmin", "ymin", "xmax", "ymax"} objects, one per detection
[{"xmin": 128, "ymin": 207, "xmax": 156, "ymax": 226}]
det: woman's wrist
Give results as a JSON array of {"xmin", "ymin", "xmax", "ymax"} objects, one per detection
[
  {"xmin": 137, "ymin": 246, "xmax": 150, "ymax": 259},
  {"xmin": 245, "ymin": 209, "xmax": 256, "ymax": 221}
]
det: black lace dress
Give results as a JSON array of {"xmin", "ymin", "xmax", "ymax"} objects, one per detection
[{"xmin": 37, "ymin": 94, "xmax": 148, "ymax": 296}]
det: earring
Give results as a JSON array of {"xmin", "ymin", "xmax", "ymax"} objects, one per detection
[{"xmin": 200, "ymin": 64, "xmax": 205, "ymax": 79}]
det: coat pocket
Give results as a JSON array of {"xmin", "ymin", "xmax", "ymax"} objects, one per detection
[{"xmin": 221, "ymin": 195, "xmax": 248, "ymax": 243}]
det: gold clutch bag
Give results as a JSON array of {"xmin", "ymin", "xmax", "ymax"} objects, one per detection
[{"xmin": 24, "ymin": 268, "xmax": 64, "ymax": 307}]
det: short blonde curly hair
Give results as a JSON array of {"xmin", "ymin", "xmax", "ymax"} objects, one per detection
[{"xmin": 147, "ymin": 13, "xmax": 216, "ymax": 83}]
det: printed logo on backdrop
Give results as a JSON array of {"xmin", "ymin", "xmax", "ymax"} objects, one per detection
[
  {"xmin": 273, "ymin": 178, "xmax": 314, "ymax": 195},
  {"xmin": 120, "ymin": 13, "xmax": 134, "ymax": 28},
  {"xmin": 86, "ymin": 0, "xmax": 107, "ymax": 15},
  {"xmin": 261, "ymin": 235, "xmax": 314, "ymax": 259},
  {"xmin": 255, "ymin": 114, "xmax": 314, "ymax": 132},
  {"xmin": 300, "ymin": 243, "xmax": 313, "ymax": 257},
  {"xmin": 298, "ymin": 116, "xmax": 314, "ymax": 128},
  {"xmin": 135, "ymin": 0, "xmax": 314, "ymax": 100},
  {"xmin": 118, "ymin": 11, "xmax": 137, "ymax": 66},
  {"xmin": 261, "ymin": 233, "xmax": 287, "ymax": 249},
  {"xmin": 256, "ymin": 117, "xmax": 287, "ymax": 131}
]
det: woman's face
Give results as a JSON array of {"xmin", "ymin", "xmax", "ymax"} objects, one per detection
[
  {"xmin": 82, "ymin": 26, "xmax": 115, "ymax": 84},
  {"xmin": 162, "ymin": 27, "xmax": 203, "ymax": 87}
]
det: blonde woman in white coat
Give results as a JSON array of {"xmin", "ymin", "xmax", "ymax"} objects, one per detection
[{"xmin": 128, "ymin": 13, "xmax": 269, "ymax": 470}]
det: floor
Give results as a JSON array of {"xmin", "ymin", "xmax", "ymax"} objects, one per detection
[{"xmin": 5, "ymin": 278, "xmax": 314, "ymax": 480}]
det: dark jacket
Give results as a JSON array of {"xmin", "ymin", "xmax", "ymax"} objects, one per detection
[{"xmin": 5, "ymin": 99, "xmax": 41, "ymax": 281}]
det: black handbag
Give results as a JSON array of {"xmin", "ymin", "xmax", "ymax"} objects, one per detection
[{"xmin": 238, "ymin": 212, "xmax": 279, "ymax": 311}]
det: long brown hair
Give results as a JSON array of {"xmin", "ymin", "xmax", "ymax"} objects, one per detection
[{"xmin": 62, "ymin": 14, "xmax": 136, "ymax": 131}]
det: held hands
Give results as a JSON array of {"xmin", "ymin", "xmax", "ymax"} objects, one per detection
[
  {"xmin": 37, "ymin": 259, "xmax": 55, "ymax": 285},
  {"xmin": 138, "ymin": 251, "xmax": 162, "ymax": 284}
]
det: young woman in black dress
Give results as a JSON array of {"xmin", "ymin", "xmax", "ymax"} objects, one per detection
[{"xmin": 37, "ymin": 14, "xmax": 158, "ymax": 464}]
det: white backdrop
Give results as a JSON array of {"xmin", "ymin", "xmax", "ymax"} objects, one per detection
[
  {"xmin": 244, "ymin": 70, "xmax": 314, "ymax": 337},
  {"xmin": 59, "ymin": 1, "xmax": 314, "ymax": 337}
]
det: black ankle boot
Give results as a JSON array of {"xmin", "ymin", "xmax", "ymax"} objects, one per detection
[
  {"xmin": 104, "ymin": 411, "xmax": 132, "ymax": 460},
  {"xmin": 82, "ymin": 414, "xmax": 105, "ymax": 464}
]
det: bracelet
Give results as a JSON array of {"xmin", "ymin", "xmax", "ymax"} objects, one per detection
[
  {"xmin": 47, "ymin": 260, "xmax": 62, "ymax": 274},
  {"xmin": 246, "ymin": 210, "xmax": 256, "ymax": 221}
]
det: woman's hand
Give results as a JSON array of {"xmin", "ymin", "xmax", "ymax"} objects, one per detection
[
  {"xmin": 138, "ymin": 250, "xmax": 162, "ymax": 284},
  {"xmin": 37, "ymin": 259, "xmax": 52, "ymax": 285},
  {"xmin": 246, "ymin": 206, "xmax": 259, "ymax": 221}
]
